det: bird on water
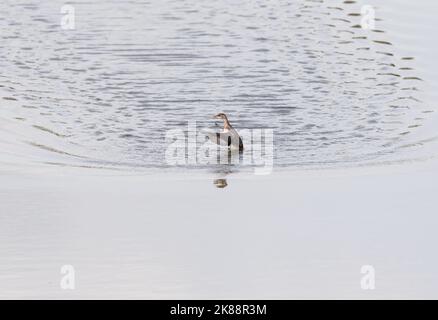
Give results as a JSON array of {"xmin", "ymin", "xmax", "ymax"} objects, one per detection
[{"xmin": 211, "ymin": 113, "xmax": 244, "ymax": 151}]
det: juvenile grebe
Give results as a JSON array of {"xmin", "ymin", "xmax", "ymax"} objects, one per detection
[{"xmin": 211, "ymin": 113, "xmax": 244, "ymax": 151}]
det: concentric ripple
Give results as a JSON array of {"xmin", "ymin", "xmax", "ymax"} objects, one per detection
[{"xmin": 0, "ymin": 0, "xmax": 436, "ymax": 170}]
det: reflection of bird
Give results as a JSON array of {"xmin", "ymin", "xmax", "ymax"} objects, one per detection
[
  {"xmin": 214, "ymin": 178, "xmax": 228, "ymax": 188},
  {"xmin": 207, "ymin": 113, "xmax": 244, "ymax": 151}
]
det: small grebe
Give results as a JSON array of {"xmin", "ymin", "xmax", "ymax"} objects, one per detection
[{"xmin": 212, "ymin": 113, "xmax": 244, "ymax": 151}]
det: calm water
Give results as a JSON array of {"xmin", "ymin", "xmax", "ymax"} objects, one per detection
[
  {"xmin": 1, "ymin": 0, "xmax": 437, "ymax": 170},
  {"xmin": 2, "ymin": 1, "xmax": 438, "ymax": 299}
]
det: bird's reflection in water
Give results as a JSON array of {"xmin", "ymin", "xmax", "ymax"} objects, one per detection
[
  {"xmin": 213, "ymin": 178, "xmax": 228, "ymax": 188},
  {"xmin": 212, "ymin": 149, "xmax": 242, "ymax": 189}
]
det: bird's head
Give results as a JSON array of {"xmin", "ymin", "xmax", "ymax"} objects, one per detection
[{"xmin": 213, "ymin": 113, "xmax": 228, "ymax": 120}]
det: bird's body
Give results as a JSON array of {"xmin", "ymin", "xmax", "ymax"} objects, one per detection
[{"xmin": 208, "ymin": 113, "xmax": 244, "ymax": 151}]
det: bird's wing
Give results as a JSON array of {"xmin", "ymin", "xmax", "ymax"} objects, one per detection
[{"xmin": 201, "ymin": 129, "xmax": 235, "ymax": 146}]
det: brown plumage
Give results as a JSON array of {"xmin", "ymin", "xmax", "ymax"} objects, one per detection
[{"xmin": 212, "ymin": 113, "xmax": 244, "ymax": 151}]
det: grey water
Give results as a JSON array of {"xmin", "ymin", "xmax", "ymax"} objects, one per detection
[
  {"xmin": 1, "ymin": 0, "xmax": 437, "ymax": 170},
  {"xmin": 3, "ymin": 0, "xmax": 438, "ymax": 299}
]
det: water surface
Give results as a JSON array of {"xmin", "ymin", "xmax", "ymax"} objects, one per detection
[{"xmin": 1, "ymin": 0, "xmax": 437, "ymax": 171}]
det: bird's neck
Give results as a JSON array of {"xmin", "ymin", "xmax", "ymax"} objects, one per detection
[{"xmin": 223, "ymin": 119, "xmax": 232, "ymax": 130}]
